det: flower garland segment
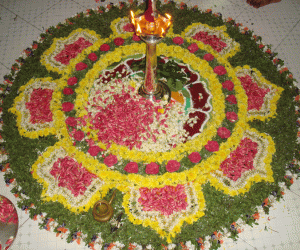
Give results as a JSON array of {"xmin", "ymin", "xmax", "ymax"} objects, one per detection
[
  {"xmin": 8, "ymin": 77, "xmax": 59, "ymax": 138},
  {"xmin": 220, "ymin": 137, "xmax": 258, "ymax": 181},
  {"xmin": 239, "ymin": 75, "xmax": 270, "ymax": 111},
  {"xmin": 182, "ymin": 23, "xmax": 240, "ymax": 59},
  {"xmin": 209, "ymin": 127, "xmax": 275, "ymax": 196},
  {"xmin": 123, "ymin": 181, "xmax": 205, "ymax": 242},
  {"xmin": 235, "ymin": 66, "xmax": 284, "ymax": 121},
  {"xmin": 41, "ymin": 28, "xmax": 102, "ymax": 75},
  {"xmin": 138, "ymin": 185, "xmax": 188, "ymax": 216},
  {"xmin": 54, "ymin": 37, "xmax": 93, "ymax": 65},
  {"xmin": 25, "ymin": 88, "xmax": 54, "ymax": 124},
  {"xmin": 50, "ymin": 156, "xmax": 97, "ymax": 197},
  {"xmin": 31, "ymin": 140, "xmax": 109, "ymax": 213}
]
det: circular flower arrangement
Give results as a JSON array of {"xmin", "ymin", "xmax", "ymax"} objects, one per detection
[{"xmin": 1, "ymin": 1, "xmax": 300, "ymax": 250}]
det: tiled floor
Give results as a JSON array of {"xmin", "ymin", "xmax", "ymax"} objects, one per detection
[{"xmin": 0, "ymin": 0, "xmax": 300, "ymax": 249}]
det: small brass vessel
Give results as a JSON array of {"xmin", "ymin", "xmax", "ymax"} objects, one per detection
[{"xmin": 92, "ymin": 190, "xmax": 116, "ymax": 222}]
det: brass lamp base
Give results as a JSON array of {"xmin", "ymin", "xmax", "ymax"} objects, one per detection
[{"xmin": 138, "ymin": 80, "xmax": 171, "ymax": 103}]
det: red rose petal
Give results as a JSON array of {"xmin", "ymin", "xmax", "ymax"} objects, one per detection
[
  {"xmin": 75, "ymin": 62, "xmax": 88, "ymax": 71},
  {"xmin": 222, "ymin": 80, "xmax": 234, "ymax": 91},
  {"xmin": 62, "ymin": 102, "xmax": 74, "ymax": 112},
  {"xmin": 74, "ymin": 130, "xmax": 85, "ymax": 141},
  {"xmin": 114, "ymin": 37, "xmax": 125, "ymax": 46},
  {"xmin": 173, "ymin": 37, "xmax": 184, "ymax": 45},
  {"xmin": 63, "ymin": 88, "xmax": 74, "ymax": 95},
  {"xmin": 187, "ymin": 43, "xmax": 199, "ymax": 53},
  {"xmin": 132, "ymin": 34, "xmax": 141, "ymax": 41},
  {"xmin": 188, "ymin": 152, "xmax": 201, "ymax": 163},
  {"xmin": 65, "ymin": 117, "xmax": 77, "ymax": 127},
  {"xmin": 145, "ymin": 162, "xmax": 160, "ymax": 174},
  {"xmin": 217, "ymin": 127, "xmax": 231, "ymax": 139},
  {"xmin": 104, "ymin": 154, "xmax": 118, "ymax": 167},
  {"xmin": 166, "ymin": 160, "xmax": 180, "ymax": 172},
  {"xmin": 88, "ymin": 145, "xmax": 102, "ymax": 156},
  {"xmin": 226, "ymin": 95, "xmax": 237, "ymax": 104},
  {"xmin": 226, "ymin": 112, "xmax": 238, "ymax": 122},
  {"xmin": 67, "ymin": 76, "xmax": 78, "ymax": 86},
  {"xmin": 88, "ymin": 52, "xmax": 98, "ymax": 61},
  {"xmin": 203, "ymin": 53, "xmax": 214, "ymax": 61},
  {"xmin": 205, "ymin": 141, "xmax": 219, "ymax": 152},
  {"xmin": 214, "ymin": 65, "xmax": 227, "ymax": 75},
  {"xmin": 124, "ymin": 162, "xmax": 139, "ymax": 173},
  {"xmin": 100, "ymin": 44, "xmax": 110, "ymax": 51}
]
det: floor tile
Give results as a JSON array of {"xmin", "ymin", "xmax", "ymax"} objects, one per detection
[
  {"xmin": 233, "ymin": 6, "xmax": 299, "ymax": 49},
  {"xmin": 0, "ymin": 0, "xmax": 62, "ymax": 23},
  {"xmin": 187, "ymin": 0, "xmax": 247, "ymax": 19},
  {"xmin": 0, "ymin": 21, "xmax": 41, "ymax": 70},
  {"xmin": 0, "ymin": 63, "xmax": 9, "ymax": 80},
  {"xmin": 0, "ymin": 5, "xmax": 41, "ymax": 70},
  {"xmin": 242, "ymin": 0, "xmax": 300, "ymax": 20},
  {"xmin": 30, "ymin": 0, "xmax": 88, "ymax": 32},
  {"xmin": 274, "ymin": 21, "xmax": 300, "ymax": 87},
  {"xmin": 71, "ymin": 0, "xmax": 107, "ymax": 10},
  {"xmin": 0, "ymin": 5, "xmax": 26, "ymax": 39},
  {"xmin": 10, "ymin": 219, "xmax": 87, "ymax": 250}
]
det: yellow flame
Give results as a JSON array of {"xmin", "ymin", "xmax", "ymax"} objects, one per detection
[
  {"xmin": 161, "ymin": 27, "xmax": 165, "ymax": 36},
  {"xmin": 137, "ymin": 23, "xmax": 142, "ymax": 33},
  {"xmin": 130, "ymin": 11, "xmax": 135, "ymax": 25},
  {"xmin": 165, "ymin": 13, "xmax": 171, "ymax": 20}
]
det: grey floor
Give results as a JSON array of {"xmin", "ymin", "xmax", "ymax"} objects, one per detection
[{"xmin": 0, "ymin": 0, "xmax": 300, "ymax": 249}]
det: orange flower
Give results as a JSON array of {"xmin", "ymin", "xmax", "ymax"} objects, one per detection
[
  {"xmin": 128, "ymin": 243, "xmax": 137, "ymax": 250},
  {"xmin": 162, "ymin": 244, "xmax": 168, "ymax": 250},
  {"xmin": 89, "ymin": 243, "xmax": 96, "ymax": 250},
  {"xmin": 264, "ymin": 198, "xmax": 269, "ymax": 205},
  {"xmin": 253, "ymin": 212, "xmax": 260, "ymax": 220},
  {"xmin": 280, "ymin": 67, "xmax": 288, "ymax": 74},
  {"xmin": 180, "ymin": 242, "xmax": 189, "ymax": 250}
]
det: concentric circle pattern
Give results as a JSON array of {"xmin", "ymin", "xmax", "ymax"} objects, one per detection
[{"xmin": 1, "ymin": 1, "xmax": 299, "ymax": 249}]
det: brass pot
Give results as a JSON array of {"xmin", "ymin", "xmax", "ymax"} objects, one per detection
[{"xmin": 92, "ymin": 190, "xmax": 116, "ymax": 222}]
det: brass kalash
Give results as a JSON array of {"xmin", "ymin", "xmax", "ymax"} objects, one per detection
[
  {"xmin": 93, "ymin": 0, "xmax": 172, "ymax": 223},
  {"xmin": 130, "ymin": 0, "xmax": 172, "ymax": 103}
]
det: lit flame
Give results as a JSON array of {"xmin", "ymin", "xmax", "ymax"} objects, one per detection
[
  {"xmin": 165, "ymin": 13, "xmax": 172, "ymax": 20},
  {"xmin": 137, "ymin": 23, "xmax": 142, "ymax": 34},
  {"xmin": 161, "ymin": 27, "xmax": 165, "ymax": 36},
  {"xmin": 130, "ymin": 11, "xmax": 135, "ymax": 25}
]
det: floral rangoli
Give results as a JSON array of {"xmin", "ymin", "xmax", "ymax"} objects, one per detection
[{"xmin": 1, "ymin": 1, "xmax": 299, "ymax": 250}]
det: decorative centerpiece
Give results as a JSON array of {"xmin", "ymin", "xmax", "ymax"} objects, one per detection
[
  {"xmin": 1, "ymin": 1, "xmax": 299, "ymax": 249},
  {"xmin": 130, "ymin": 0, "xmax": 172, "ymax": 102}
]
